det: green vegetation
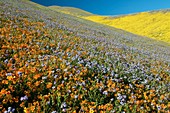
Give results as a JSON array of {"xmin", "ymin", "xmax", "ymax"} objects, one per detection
[
  {"xmin": 49, "ymin": 6, "xmax": 93, "ymax": 17},
  {"xmin": 50, "ymin": 6, "xmax": 170, "ymax": 44},
  {"xmin": 0, "ymin": 0, "xmax": 170, "ymax": 113}
]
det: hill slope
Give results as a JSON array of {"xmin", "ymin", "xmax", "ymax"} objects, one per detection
[
  {"xmin": 0, "ymin": 0, "xmax": 170, "ymax": 112},
  {"xmin": 49, "ymin": 6, "xmax": 170, "ymax": 43},
  {"xmin": 49, "ymin": 6, "xmax": 93, "ymax": 17},
  {"xmin": 83, "ymin": 10, "xmax": 170, "ymax": 43}
]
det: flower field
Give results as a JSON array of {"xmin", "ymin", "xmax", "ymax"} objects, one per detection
[
  {"xmin": 83, "ymin": 11, "xmax": 170, "ymax": 44},
  {"xmin": 0, "ymin": 0, "xmax": 170, "ymax": 113},
  {"xmin": 48, "ymin": 6, "xmax": 170, "ymax": 44}
]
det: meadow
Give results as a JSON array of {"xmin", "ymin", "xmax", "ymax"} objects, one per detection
[
  {"xmin": 0, "ymin": 0, "xmax": 170, "ymax": 113},
  {"xmin": 83, "ymin": 11, "xmax": 170, "ymax": 44},
  {"xmin": 50, "ymin": 6, "xmax": 170, "ymax": 44}
]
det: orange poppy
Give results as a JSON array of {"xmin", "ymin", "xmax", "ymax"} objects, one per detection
[
  {"xmin": 27, "ymin": 82, "xmax": 32, "ymax": 87},
  {"xmin": 2, "ymin": 80, "xmax": 8, "ymax": 85},
  {"xmin": 160, "ymin": 95, "xmax": 165, "ymax": 100},
  {"xmin": 24, "ymin": 107, "xmax": 30, "ymax": 113},
  {"xmin": 0, "ymin": 89, "xmax": 7, "ymax": 95},
  {"xmin": 31, "ymin": 67, "xmax": 37, "ymax": 73},
  {"xmin": 33, "ymin": 74, "xmax": 41, "ymax": 80},
  {"xmin": 46, "ymin": 82, "xmax": 52, "ymax": 89},
  {"xmin": 7, "ymin": 76, "xmax": 13, "ymax": 81},
  {"xmin": 34, "ymin": 81, "xmax": 41, "ymax": 87}
]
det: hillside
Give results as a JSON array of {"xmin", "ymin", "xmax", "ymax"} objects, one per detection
[
  {"xmin": 0, "ymin": 0, "xmax": 170, "ymax": 113},
  {"xmin": 49, "ymin": 6, "xmax": 170, "ymax": 43},
  {"xmin": 83, "ymin": 10, "xmax": 170, "ymax": 44},
  {"xmin": 49, "ymin": 6, "xmax": 93, "ymax": 17}
]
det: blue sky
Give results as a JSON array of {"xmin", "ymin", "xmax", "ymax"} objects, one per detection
[{"xmin": 31, "ymin": 0, "xmax": 170, "ymax": 15}]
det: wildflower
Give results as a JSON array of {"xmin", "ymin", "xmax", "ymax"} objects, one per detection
[
  {"xmin": 42, "ymin": 76, "xmax": 47, "ymax": 80},
  {"xmin": 25, "ymin": 63, "xmax": 28, "ymax": 67},
  {"xmin": 160, "ymin": 95, "xmax": 165, "ymax": 100},
  {"xmin": 110, "ymin": 98, "xmax": 114, "ymax": 101},
  {"xmin": 24, "ymin": 107, "xmax": 28, "ymax": 113},
  {"xmin": 29, "ymin": 106, "xmax": 35, "ymax": 112},
  {"xmin": 89, "ymin": 109, "xmax": 94, "ymax": 113},
  {"xmin": 4, "ymin": 59, "xmax": 8, "ymax": 64},
  {"xmin": 69, "ymin": 74, "xmax": 73, "ymax": 77},
  {"xmin": 11, "ymin": 108, "xmax": 15, "ymax": 113},
  {"xmin": 120, "ymin": 100, "xmax": 126, "ymax": 105},
  {"xmin": 20, "ymin": 95, "xmax": 28, "ymax": 101},
  {"xmin": 82, "ymin": 81, "xmax": 86, "ymax": 86},
  {"xmin": 64, "ymin": 68, "xmax": 67, "ymax": 72},
  {"xmin": 54, "ymin": 74, "xmax": 58, "ymax": 78},
  {"xmin": 74, "ymin": 95, "xmax": 78, "ymax": 99},
  {"xmin": 7, "ymin": 107, "xmax": 15, "ymax": 113},
  {"xmin": 52, "ymin": 86, "xmax": 55, "ymax": 89},
  {"xmin": 62, "ymin": 108, "xmax": 67, "ymax": 112},
  {"xmin": 46, "ymin": 101, "xmax": 50, "ymax": 105},
  {"xmin": 46, "ymin": 82, "xmax": 53, "ymax": 89},
  {"xmin": 6, "ymin": 73, "xmax": 12, "ymax": 76},
  {"xmin": 35, "ymin": 81, "xmax": 41, "ymax": 86},
  {"xmin": 51, "ymin": 111, "xmax": 57, "ymax": 113},
  {"xmin": 61, "ymin": 102, "xmax": 67, "ymax": 108},
  {"xmin": 62, "ymin": 80, "xmax": 64, "ymax": 84},
  {"xmin": 8, "ymin": 107, "xmax": 12, "ymax": 112},
  {"xmin": 33, "ymin": 74, "xmax": 41, "ymax": 80},
  {"xmin": 2, "ymin": 80, "xmax": 8, "ymax": 84},
  {"xmin": 31, "ymin": 67, "xmax": 37, "ymax": 73},
  {"xmin": 7, "ymin": 76, "xmax": 13, "ymax": 81},
  {"xmin": 110, "ymin": 110, "xmax": 116, "ymax": 113},
  {"xmin": 4, "ymin": 111, "xmax": 8, "ymax": 113},
  {"xmin": 103, "ymin": 91, "xmax": 108, "ymax": 95},
  {"xmin": 17, "ymin": 71, "xmax": 22, "ymax": 76},
  {"xmin": 67, "ymin": 90, "xmax": 71, "ymax": 93},
  {"xmin": 157, "ymin": 105, "xmax": 161, "ymax": 111}
]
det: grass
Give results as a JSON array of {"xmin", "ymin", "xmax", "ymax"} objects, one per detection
[
  {"xmin": 48, "ymin": 6, "xmax": 93, "ymax": 17},
  {"xmin": 0, "ymin": 0, "xmax": 170, "ymax": 112}
]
